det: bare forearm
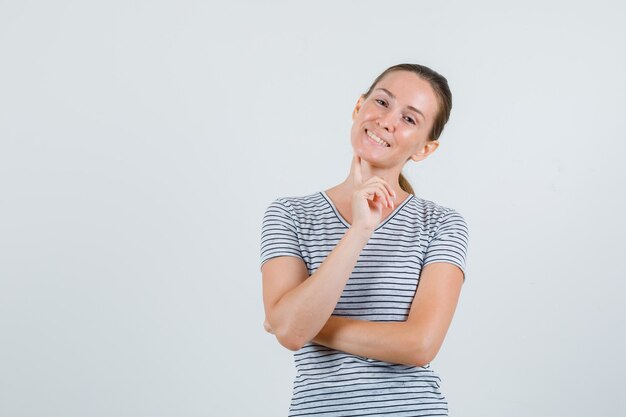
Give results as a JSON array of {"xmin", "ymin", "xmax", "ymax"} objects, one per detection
[
  {"xmin": 269, "ymin": 227, "xmax": 371, "ymax": 350},
  {"xmin": 312, "ymin": 316, "xmax": 423, "ymax": 366},
  {"xmin": 309, "ymin": 263, "xmax": 464, "ymax": 366}
]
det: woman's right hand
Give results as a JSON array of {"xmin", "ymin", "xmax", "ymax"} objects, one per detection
[{"xmin": 350, "ymin": 153, "xmax": 396, "ymax": 233}]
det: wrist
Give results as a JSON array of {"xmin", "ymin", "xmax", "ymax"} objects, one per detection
[{"xmin": 346, "ymin": 225, "xmax": 373, "ymax": 242}]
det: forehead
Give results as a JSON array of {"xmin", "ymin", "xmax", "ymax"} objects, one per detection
[{"xmin": 372, "ymin": 71, "xmax": 438, "ymax": 121}]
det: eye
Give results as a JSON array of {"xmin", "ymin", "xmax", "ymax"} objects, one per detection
[
  {"xmin": 404, "ymin": 115, "xmax": 416, "ymax": 125},
  {"xmin": 375, "ymin": 99, "xmax": 388, "ymax": 107}
]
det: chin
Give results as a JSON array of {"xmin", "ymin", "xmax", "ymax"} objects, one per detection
[{"xmin": 353, "ymin": 144, "xmax": 387, "ymax": 160}]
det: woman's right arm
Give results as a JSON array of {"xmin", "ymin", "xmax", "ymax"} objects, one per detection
[
  {"xmin": 262, "ymin": 226, "xmax": 372, "ymax": 351},
  {"xmin": 262, "ymin": 154, "xmax": 395, "ymax": 351}
]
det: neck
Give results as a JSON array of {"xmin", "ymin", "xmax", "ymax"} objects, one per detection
[{"xmin": 339, "ymin": 160, "xmax": 409, "ymax": 200}]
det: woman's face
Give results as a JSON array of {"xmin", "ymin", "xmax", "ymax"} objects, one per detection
[{"xmin": 350, "ymin": 70, "xmax": 440, "ymax": 168}]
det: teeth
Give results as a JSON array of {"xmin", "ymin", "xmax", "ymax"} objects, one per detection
[{"xmin": 366, "ymin": 130, "xmax": 390, "ymax": 147}]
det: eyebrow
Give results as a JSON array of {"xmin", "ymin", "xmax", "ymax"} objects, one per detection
[{"xmin": 375, "ymin": 88, "xmax": 426, "ymax": 121}]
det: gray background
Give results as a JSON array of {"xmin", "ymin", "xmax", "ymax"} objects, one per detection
[{"xmin": 1, "ymin": 1, "xmax": 625, "ymax": 416}]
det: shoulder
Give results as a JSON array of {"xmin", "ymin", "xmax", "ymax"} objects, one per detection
[
  {"xmin": 263, "ymin": 191, "xmax": 327, "ymax": 221},
  {"xmin": 408, "ymin": 195, "xmax": 468, "ymax": 232}
]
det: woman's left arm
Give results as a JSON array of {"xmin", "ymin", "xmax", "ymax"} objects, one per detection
[{"xmin": 311, "ymin": 262, "xmax": 464, "ymax": 367}]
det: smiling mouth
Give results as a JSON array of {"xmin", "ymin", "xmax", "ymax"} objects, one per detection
[{"xmin": 366, "ymin": 129, "xmax": 390, "ymax": 147}]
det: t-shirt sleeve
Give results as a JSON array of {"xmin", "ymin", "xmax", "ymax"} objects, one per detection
[
  {"xmin": 422, "ymin": 208, "xmax": 469, "ymax": 281},
  {"xmin": 259, "ymin": 198, "xmax": 305, "ymax": 271}
]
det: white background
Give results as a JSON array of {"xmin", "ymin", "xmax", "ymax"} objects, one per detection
[{"xmin": 1, "ymin": 1, "xmax": 625, "ymax": 416}]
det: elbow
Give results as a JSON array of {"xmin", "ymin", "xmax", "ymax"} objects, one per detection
[
  {"xmin": 265, "ymin": 313, "xmax": 310, "ymax": 351},
  {"xmin": 278, "ymin": 337, "xmax": 305, "ymax": 352},
  {"xmin": 269, "ymin": 320, "xmax": 307, "ymax": 351},
  {"xmin": 410, "ymin": 351, "xmax": 435, "ymax": 368},
  {"xmin": 408, "ymin": 337, "xmax": 439, "ymax": 367},
  {"xmin": 275, "ymin": 329, "xmax": 306, "ymax": 351}
]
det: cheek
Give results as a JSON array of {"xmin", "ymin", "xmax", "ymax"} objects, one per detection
[
  {"xmin": 350, "ymin": 120, "xmax": 364, "ymax": 137},
  {"xmin": 349, "ymin": 122, "xmax": 369, "ymax": 150},
  {"xmin": 399, "ymin": 129, "xmax": 423, "ymax": 148}
]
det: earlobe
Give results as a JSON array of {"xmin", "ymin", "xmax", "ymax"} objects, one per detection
[
  {"xmin": 411, "ymin": 141, "xmax": 439, "ymax": 162},
  {"xmin": 411, "ymin": 146, "xmax": 426, "ymax": 162}
]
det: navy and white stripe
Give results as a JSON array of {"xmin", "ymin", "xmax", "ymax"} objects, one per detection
[{"xmin": 260, "ymin": 191, "xmax": 469, "ymax": 416}]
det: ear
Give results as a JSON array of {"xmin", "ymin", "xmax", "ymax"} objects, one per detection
[
  {"xmin": 352, "ymin": 95, "xmax": 366, "ymax": 121},
  {"xmin": 410, "ymin": 140, "xmax": 439, "ymax": 162}
]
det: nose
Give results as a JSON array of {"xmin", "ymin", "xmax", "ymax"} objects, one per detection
[{"xmin": 377, "ymin": 111, "xmax": 397, "ymax": 132}]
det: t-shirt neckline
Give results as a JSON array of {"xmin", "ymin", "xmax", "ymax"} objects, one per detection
[{"xmin": 320, "ymin": 190, "xmax": 413, "ymax": 231}]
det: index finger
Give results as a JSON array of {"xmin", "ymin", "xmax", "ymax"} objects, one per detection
[{"xmin": 352, "ymin": 153, "xmax": 363, "ymax": 185}]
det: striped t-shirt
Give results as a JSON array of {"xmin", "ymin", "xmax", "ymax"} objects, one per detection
[{"xmin": 260, "ymin": 190, "xmax": 469, "ymax": 417}]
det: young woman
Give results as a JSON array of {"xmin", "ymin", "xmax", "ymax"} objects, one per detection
[{"xmin": 260, "ymin": 63, "xmax": 469, "ymax": 416}]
